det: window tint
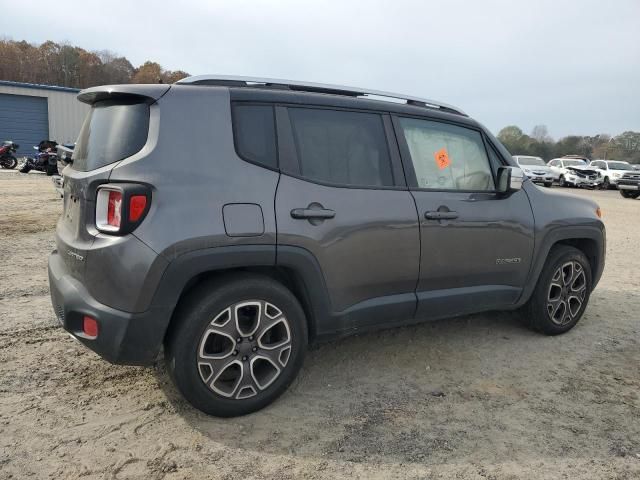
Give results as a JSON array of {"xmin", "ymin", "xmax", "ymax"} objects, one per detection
[
  {"xmin": 73, "ymin": 99, "xmax": 149, "ymax": 172},
  {"xmin": 398, "ymin": 118, "xmax": 495, "ymax": 190},
  {"xmin": 288, "ymin": 108, "xmax": 393, "ymax": 187},
  {"xmin": 233, "ymin": 104, "xmax": 277, "ymax": 169}
]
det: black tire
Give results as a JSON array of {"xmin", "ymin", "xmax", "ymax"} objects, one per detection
[
  {"xmin": 46, "ymin": 163, "xmax": 57, "ymax": 176},
  {"xmin": 0, "ymin": 156, "xmax": 17, "ymax": 169},
  {"xmin": 602, "ymin": 177, "xmax": 610, "ymax": 190},
  {"xmin": 19, "ymin": 164, "xmax": 31, "ymax": 174},
  {"xmin": 523, "ymin": 245, "xmax": 592, "ymax": 335},
  {"xmin": 620, "ymin": 190, "xmax": 640, "ymax": 199},
  {"xmin": 165, "ymin": 273, "xmax": 308, "ymax": 417},
  {"xmin": 559, "ymin": 175, "xmax": 567, "ymax": 187},
  {"xmin": 544, "ymin": 182, "xmax": 553, "ymax": 188}
]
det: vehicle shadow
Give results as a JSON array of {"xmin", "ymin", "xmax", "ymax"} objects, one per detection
[{"xmin": 154, "ymin": 288, "xmax": 640, "ymax": 465}]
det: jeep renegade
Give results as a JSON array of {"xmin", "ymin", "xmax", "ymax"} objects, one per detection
[{"xmin": 48, "ymin": 76, "xmax": 606, "ymax": 417}]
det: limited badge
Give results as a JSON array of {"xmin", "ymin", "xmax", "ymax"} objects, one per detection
[{"xmin": 434, "ymin": 148, "xmax": 451, "ymax": 170}]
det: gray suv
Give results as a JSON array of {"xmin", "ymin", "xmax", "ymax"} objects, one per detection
[{"xmin": 48, "ymin": 76, "xmax": 606, "ymax": 417}]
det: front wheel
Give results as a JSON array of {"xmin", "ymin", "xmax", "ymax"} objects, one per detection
[
  {"xmin": 620, "ymin": 190, "xmax": 640, "ymax": 199},
  {"xmin": 602, "ymin": 177, "xmax": 610, "ymax": 190},
  {"xmin": 544, "ymin": 182, "xmax": 553, "ymax": 188},
  {"xmin": 559, "ymin": 175, "xmax": 567, "ymax": 187},
  {"xmin": 523, "ymin": 245, "xmax": 592, "ymax": 335},
  {"xmin": 165, "ymin": 273, "xmax": 308, "ymax": 417}
]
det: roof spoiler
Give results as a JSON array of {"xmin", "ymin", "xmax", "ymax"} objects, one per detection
[{"xmin": 77, "ymin": 84, "xmax": 171, "ymax": 105}]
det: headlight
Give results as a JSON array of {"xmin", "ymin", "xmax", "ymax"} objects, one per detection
[
  {"xmin": 523, "ymin": 168, "xmax": 531, "ymax": 174},
  {"xmin": 612, "ymin": 172, "xmax": 622, "ymax": 178}
]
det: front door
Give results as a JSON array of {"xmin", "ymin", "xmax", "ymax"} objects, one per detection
[
  {"xmin": 275, "ymin": 106, "xmax": 420, "ymax": 334},
  {"xmin": 393, "ymin": 116, "xmax": 535, "ymax": 319}
]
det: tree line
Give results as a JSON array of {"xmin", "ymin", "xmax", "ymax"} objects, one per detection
[
  {"xmin": 497, "ymin": 125, "xmax": 640, "ymax": 164},
  {"xmin": 0, "ymin": 39, "xmax": 189, "ymax": 88}
]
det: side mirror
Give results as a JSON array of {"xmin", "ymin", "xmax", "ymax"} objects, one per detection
[{"xmin": 497, "ymin": 166, "xmax": 524, "ymax": 193}]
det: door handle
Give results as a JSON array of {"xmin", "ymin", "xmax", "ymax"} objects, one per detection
[
  {"xmin": 291, "ymin": 208, "xmax": 336, "ymax": 220},
  {"xmin": 425, "ymin": 211, "xmax": 458, "ymax": 220}
]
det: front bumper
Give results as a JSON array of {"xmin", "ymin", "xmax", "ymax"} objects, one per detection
[
  {"xmin": 565, "ymin": 177, "xmax": 602, "ymax": 188},
  {"xmin": 48, "ymin": 250, "xmax": 169, "ymax": 365},
  {"xmin": 524, "ymin": 173, "xmax": 554, "ymax": 184},
  {"xmin": 618, "ymin": 181, "xmax": 640, "ymax": 191}
]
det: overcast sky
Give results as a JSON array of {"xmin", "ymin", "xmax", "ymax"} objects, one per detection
[{"xmin": 4, "ymin": 0, "xmax": 639, "ymax": 138}]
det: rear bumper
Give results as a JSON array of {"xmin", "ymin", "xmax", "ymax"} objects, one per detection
[{"xmin": 48, "ymin": 250, "xmax": 169, "ymax": 365}]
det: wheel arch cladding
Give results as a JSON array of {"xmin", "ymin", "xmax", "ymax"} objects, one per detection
[
  {"xmin": 518, "ymin": 226, "xmax": 605, "ymax": 307},
  {"xmin": 158, "ymin": 245, "xmax": 331, "ymax": 351}
]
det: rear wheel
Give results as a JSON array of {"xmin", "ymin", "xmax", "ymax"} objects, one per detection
[
  {"xmin": 620, "ymin": 190, "xmax": 640, "ymax": 199},
  {"xmin": 165, "ymin": 273, "xmax": 308, "ymax": 417},
  {"xmin": 602, "ymin": 177, "xmax": 610, "ymax": 189},
  {"xmin": 523, "ymin": 245, "xmax": 592, "ymax": 335},
  {"xmin": 0, "ymin": 156, "xmax": 17, "ymax": 169}
]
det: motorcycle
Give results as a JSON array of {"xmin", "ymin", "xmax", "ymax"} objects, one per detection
[
  {"xmin": 19, "ymin": 140, "xmax": 59, "ymax": 176},
  {"xmin": 0, "ymin": 140, "xmax": 19, "ymax": 169}
]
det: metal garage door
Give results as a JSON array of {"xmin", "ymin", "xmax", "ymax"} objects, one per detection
[{"xmin": 0, "ymin": 93, "xmax": 49, "ymax": 156}]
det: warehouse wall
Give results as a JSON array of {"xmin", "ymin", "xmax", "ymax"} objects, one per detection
[{"xmin": 0, "ymin": 84, "xmax": 89, "ymax": 145}]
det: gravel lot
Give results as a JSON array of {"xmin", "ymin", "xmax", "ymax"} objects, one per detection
[{"xmin": 1, "ymin": 171, "xmax": 639, "ymax": 480}]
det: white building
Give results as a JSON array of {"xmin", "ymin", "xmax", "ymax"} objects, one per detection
[{"xmin": 0, "ymin": 80, "xmax": 89, "ymax": 156}]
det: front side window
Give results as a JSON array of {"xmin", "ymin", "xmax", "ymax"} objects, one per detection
[
  {"xmin": 233, "ymin": 104, "xmax": 277, "ymax": 169},
  {"xmin": 73, "ymin": 99, "xmax": 150, "ymax": 172},
  {"xmin": 398, "ymin": 118, "xmax": 495, "ymax": 191},
  {"xmin": 287, "ymin": 108, "xmax": 393, "ymax": 187}
]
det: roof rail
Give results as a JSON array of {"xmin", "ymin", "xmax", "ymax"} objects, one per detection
[{"xmin": 176, "ymin": 75, "xmax": 466, "ymax": 116}]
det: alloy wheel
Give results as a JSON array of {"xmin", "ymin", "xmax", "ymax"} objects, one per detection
[
  {"xmin": 546, "ymin": 261, "xmax": 587, "ymax": 326},
  {"xmin": 196, "ymin": 300, "xmax": 292, "ymax": 399}
]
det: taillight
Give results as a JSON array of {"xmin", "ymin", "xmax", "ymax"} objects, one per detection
[
  {"xmin": 96, "ymin": 184, "xmax": 150, "ymax": 234},
  {"xmin": 107, "ymin": 190, "xmax": 123, "ymax": 228},
  {"xmin": 129, "ymin": 195, "xmax": 147, "ymax": 222}
]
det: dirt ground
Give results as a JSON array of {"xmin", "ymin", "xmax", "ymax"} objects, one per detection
[{"xmin": 0, "ymin": 170, "xmax": 638, "ymax": 480}]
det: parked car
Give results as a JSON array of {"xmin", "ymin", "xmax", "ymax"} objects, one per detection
[
  {"xmin": 547, "ymin": 158, "xmax": 601, "ymax": 188},
  {"xmin": 48, "ymin": 76, "xmax": 606, "ymax": 417},
  {"xmin": 513, "ymin": 155, "xmax": 554, "ymax": 187},
  {"xmin": 617, "ymin": 170, "xmax": 640, "ymax": 199},
  {"xmin": 588, "ymin": 160, "xmax": 636, "ymax": 189}
]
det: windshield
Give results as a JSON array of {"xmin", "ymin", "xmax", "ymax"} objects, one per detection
[
  {"xmin": 564, "ymin": 160, "xmax": 587, "ymax": 167},
  {"xmin": 608, "ymin": 161, "xmax": 631, "ymax": 171},
  {"xmin": 517, "ymin": 156, "xmax": 546, "ymax": 166},
  {"xmin": 72, "ymin": 99, "xmax": 150, "ymax": 172}
]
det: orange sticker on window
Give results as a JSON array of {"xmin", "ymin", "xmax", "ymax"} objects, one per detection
[{"xmin": 434, "ymin": 148, "xmax": 451, "ymax": 170}]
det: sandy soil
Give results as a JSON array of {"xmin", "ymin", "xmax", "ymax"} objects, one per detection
[{"xmin": 0, "ymin": 170, "xmax": 639, "ymax": 479}]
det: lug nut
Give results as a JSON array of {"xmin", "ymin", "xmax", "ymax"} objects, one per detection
[
  {"xmin": 232, "ymin": 350, "xmax": 238, "ymax": 356},
  {"xmin": 252, "ymin": 346, "xmax": 258, "ymax": 352},
  {"xmin": 236, "ymin": 337, "xmax": 242, "ymax": 343},
  {"xmin": 242, "ymin": 355, "xmax": 248, "ymax": 361},
  {"xmin": 248, "ymin": 336, "xmax": 254, "ymax": 341}
]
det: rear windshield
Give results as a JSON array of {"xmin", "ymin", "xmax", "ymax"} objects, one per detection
[{"xmin": 72, "ymin": 99, "xmax": 150, "ymax": 171}]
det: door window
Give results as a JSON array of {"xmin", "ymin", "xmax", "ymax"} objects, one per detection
[
  {"xmin": 398, "ymin": 118, "xmax": 495, "ymax": 191},
  {"xmin": 287, "ymin": 108, "xmax": 393, "ymax": 187}
]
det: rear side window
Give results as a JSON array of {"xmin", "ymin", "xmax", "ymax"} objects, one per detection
[
  {"xmin": 288, "ymin": 108, "xmax": 393, "ymax": 187},
  {"xmin": 72, "ymin": 99, "xmax": 149, "ymax": 172},
  {"xmin": 398, "ymin": 117, "xmax": 495, "ymax": 191},
  {"xmin": 233, "ymin": 104, "xmax": 277, "ymax": 169}
]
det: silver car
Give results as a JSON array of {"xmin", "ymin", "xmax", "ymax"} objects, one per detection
[{"xmin": 513, "ymin": 155, "xmax": 554, "ymax": 187}]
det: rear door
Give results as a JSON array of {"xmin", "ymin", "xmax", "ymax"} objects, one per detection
[
  {"xmin": 275, "ymin": 106, "xmax": 420, "ymax": 334},
  {"xmin": 392, "ymin": 116, "xmax": 535, "ymax": 320}
]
